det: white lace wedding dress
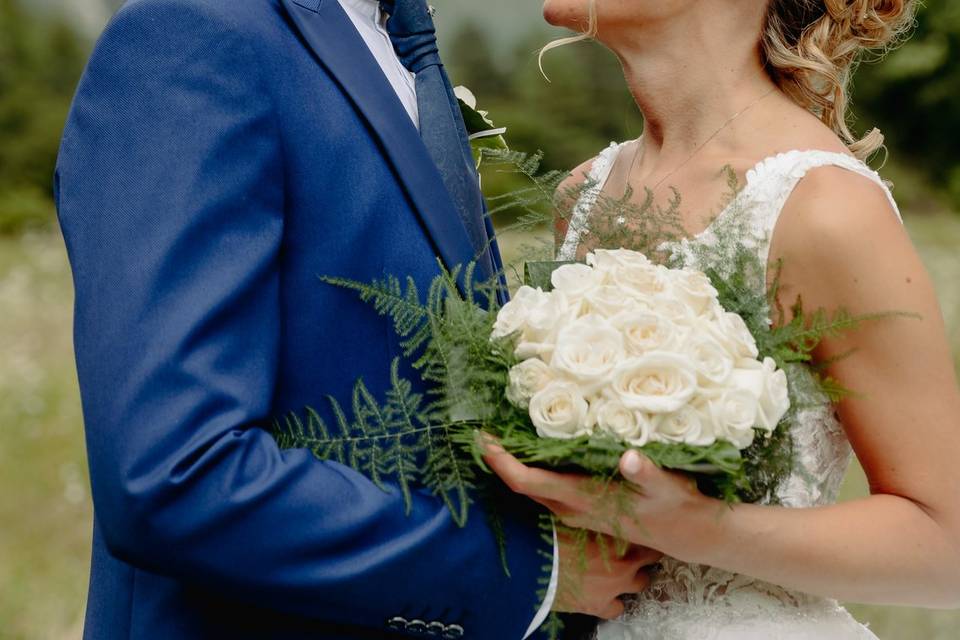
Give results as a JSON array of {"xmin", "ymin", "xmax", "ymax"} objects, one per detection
[{"xmin": 557, "ymin": 142, "xmax": 903, "ymax": 640}]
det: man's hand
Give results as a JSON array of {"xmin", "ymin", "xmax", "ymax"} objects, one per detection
[{"xmin": 553, "ymin": 529, "xmax": 662, "ymax": 619}]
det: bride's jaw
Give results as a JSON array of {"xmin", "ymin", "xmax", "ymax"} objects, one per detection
[
  {"xmin": 548, "ymin": 2, "xmax": 776, "ymax": 155},
  {"xmin": 542, "ymin": 1, "xmax": 689, "ymax": 37},
  {"xmin": 542, "ymin": 0, "xmax": 589, "ymax": 31}
]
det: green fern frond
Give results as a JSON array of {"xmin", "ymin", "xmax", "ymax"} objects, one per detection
[{"xmin": 320, "ymin": 274, "xmax": 435, "ymax": 357}]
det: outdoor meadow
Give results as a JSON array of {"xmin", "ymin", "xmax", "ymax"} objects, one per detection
[{"xmin": 1, "ymin": 1, "xmax": 959, "ymax": 638}]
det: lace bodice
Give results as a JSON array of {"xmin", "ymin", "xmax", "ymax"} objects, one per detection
[{"xmin": 560, "ymin": 143, "xmax": 902, "ymax": 639}]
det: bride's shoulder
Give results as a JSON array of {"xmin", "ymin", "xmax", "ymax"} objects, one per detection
[
  {"xmin": 770, "ymin": 160, "xmax": 912, "ymax": 306},
  {"xmin": 777, "ymin": 160, "xmax": 900, "ymax": 240},
  {"xmin": 559, "ymin": 155, "xmax": 602, "ymax": 192},
  {"xmin": 555, "ymin": 141, "xmax": 631, "ymax": 203}
]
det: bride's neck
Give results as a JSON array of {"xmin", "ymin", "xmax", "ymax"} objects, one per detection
[{"xmin": 607, "ymin": 17, "xmax": 776, "ymax": 165}]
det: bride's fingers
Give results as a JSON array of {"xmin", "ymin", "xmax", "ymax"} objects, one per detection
[
  {"xmin": 619, "ymin": 450, "xmax": 658, "ymax": 486},
  {"xmin": 630, "ymin": 569, "xmax": 653, "ymax": 593},
  {"xmin": 624, "ymin": 545, "xmax": 664, "ymax": 566},
  {"xmin": 620, "ymin": 450, "xmax": 698, "ymax": 501},
  {"xmin": 596, "ymin": 598, "xmax": 626, "ymax": 620},
  {"xmin": 482, "ymin": 440, "xmax": 593, "ymax": 505},
  {"xmin": 556, "ymin": 512, "xmax": 613, "ymax": 535},
  {"xmin": 526, "ymin": 495, "xmax": 574, "ymax": 516}
]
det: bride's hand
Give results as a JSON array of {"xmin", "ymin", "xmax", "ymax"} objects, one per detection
[
  {"xmin": 483, "ymin": 441, "xmax": 717, "ymax": 559},
  {"xmin": 553, "ymin": 529, "xmax": 663, "ymax": 619}
]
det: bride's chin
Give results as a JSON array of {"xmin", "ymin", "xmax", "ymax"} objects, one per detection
[{"xmin": 542, "ymin": 0, "xmax": 587, "ymax": 30}]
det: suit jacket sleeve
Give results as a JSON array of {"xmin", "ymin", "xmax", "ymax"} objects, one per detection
[{"xmin": 55, "ymin": 1, "xmax": 551, "ymax": 635}]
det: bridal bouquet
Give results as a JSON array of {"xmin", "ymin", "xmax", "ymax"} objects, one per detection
[
  {"xmin": 498, "ymin": 250, "xmax": 790, "ymax": 459},
  {"xmin": 274, "ymin": 245, "xmax": 815, "ymax": 530},
  {"xmin": 272, "ymin": 140, "xmax": 879, "ymax": 525},
  {"xmin": 276, "ymin": 132, "xmax": 907, "ymax": 548}
]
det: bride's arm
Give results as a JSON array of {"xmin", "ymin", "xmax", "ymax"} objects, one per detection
[
  {"xmin": 692, "ymin": 166, "xmax": 960, "ymax": 607},
  {"xmin": 554, "ymin": 157, "xmax": 598, "ymax": 250},
  {"xmin": 485, "ymin": 166, "xmax": 960, "ymax": 608}
]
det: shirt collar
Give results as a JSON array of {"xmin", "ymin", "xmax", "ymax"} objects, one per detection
[{"xmin": 339, "ymin": 0, "xmax": 381, "ymax": 22}]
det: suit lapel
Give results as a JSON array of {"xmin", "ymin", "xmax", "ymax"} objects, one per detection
[{"xmin": 281, "ymin": 0, "xmax": 489, "ymax": 285}]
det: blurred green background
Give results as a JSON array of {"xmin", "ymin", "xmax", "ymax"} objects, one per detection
[{"xmin": 1, "ymin": 0, "xmax": 958, "ymax": 638}]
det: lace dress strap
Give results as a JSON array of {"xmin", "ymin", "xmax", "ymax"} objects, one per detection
[
  {"xmin": 745, "ymin": 150, "xmax": 903, "ymax": 269},
  {"xmin": 556, "ymin": 141, "xmax": 630, "ymax": 261}
]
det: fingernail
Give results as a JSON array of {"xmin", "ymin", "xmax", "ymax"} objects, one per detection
[
  {"xmin": 622, "ymin": 450, "xmax": 644, "ymax": 476},
  {"xmin": 476, "ymin": 430, "xmax": 500, "ymax": 453}
]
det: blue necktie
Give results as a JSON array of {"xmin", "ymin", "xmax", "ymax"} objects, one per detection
[{"xmin": 379, "ymin": 0, "xmax": 490, "ymax": 260}]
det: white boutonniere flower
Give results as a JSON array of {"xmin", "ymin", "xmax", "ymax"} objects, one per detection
[{"xmin": 454, "ymin": 85, "xmax": 508, "ymax": 170}]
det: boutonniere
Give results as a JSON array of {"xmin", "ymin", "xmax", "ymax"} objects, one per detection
[{"xmin": 454, "ymin": 86, "xmax": 508, "ymax": 170}]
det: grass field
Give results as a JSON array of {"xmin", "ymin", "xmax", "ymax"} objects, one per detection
[{"xmin": 0, "ymin": 215, "xmax": 958, "ymax": 640}]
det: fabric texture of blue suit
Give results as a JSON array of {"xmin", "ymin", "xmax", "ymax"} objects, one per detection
[{"xmin": 55, "ymin": 0, "xmax": 552, "ymax": 637}]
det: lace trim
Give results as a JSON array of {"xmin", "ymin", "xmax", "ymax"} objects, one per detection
[
  {"xmin": 598, "ymin": 589, "xmax": 878, "ymax": 640},
  {"xmin": 560, "ymin": 145, "xmax": 903, "ymax": 267},
  {"xmin": 659, "ymin": 149, "xmax": 902, "ymax": 284},
  {"xmin": 739, "ymin": 150, "xmax": 902, "ymax": 271},
  {"xmin": 556, "ymin": 141, "xmax": 627, "ymax": 261}
]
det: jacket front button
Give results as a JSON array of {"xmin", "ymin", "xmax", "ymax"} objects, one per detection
[
  {"xmin": 443, "ymin": 624, "xmax": 465, "ymax": 639},
  {"xmin": 407, "ymin": 619, "xmax": 428, "ymax": 634}
]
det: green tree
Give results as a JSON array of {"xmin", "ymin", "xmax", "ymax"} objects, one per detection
[
  {"xmin": 447, "ymin": 22, "xmax": 643, "ymax": 172},
  {"xmin": 444, "ymin": 21, "xmax": 508, "ymax": 100},
  {"xmin": 848, "ymin": 1, "xmax": 959, "ymax": 206},
  {"xmin": 0, "ymin": 0, "xmax": 87, "ymax": 233}
]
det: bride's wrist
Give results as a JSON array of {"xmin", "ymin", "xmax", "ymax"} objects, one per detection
[{"xmin": 656, "ymin": 493, "xmax": 729, "ymax": 563}]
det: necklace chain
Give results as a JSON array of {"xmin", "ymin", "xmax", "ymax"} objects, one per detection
[{"xmin": 628, "ymin": 87, "xmax": 778, "ymax": 197}]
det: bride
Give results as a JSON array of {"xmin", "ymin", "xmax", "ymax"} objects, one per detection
[{"xmin": 484, "ymin": 0, "xmax": 960, "ymax": 638}]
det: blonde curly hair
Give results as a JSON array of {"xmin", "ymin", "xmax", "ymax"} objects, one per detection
[
  {"xmin": 763, "ymin": 0, "xmax": 918, "ymax": 159},
  {"xmin": 542, "ymin": 0, "xmax": 918, "ymax": 160}
]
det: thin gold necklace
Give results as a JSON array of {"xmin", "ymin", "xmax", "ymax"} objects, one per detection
[{"xmin": 628, "ymin": 87, "xmax": 778, "ymax": 197}]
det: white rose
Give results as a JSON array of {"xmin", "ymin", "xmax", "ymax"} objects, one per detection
[
  {"xmin": 491, "ymin": 287, "xmax": 571, "ymax": 360},
  {"xmin": 652, "ymin": 405, "xmax": 715, "ymax": 446},
  {"xmin": 586, "ymin": 248, "xmax": 652, "ymax": 274},
  {"xmin": 453, "ymin": 85, "xmax": 478, "ymax": 110},
  {"xmin": 729, "ymin": 359, "xmax": 764, "ymax": 393},
  {"xmin": 588, "ymin": 397, "xmax": 652, "ymax": 446},
  {"xmin": 729, "ymin": 357, "xmax": 790, "ymax": 432},
  {"xmin": 649, "ymin": 296, "xmax": 696, "ymax": 326},
  {"xmin": 550, "ymin": 315, "xmax": 626, "ymax": 393},
  {"xmin": 759, "ymin": 358, "xmax": 790, "ymax": 433},
  {"xmin": 611, "ymin": 311, "xmax": 688, "ymax": 355},
  {"xmin": 670, "ymin": 268, "xmax": 720, "ymax": 316},
  {"xmin": 611, "ymin": 353, "xmax": 699, "ymax": 414},
  {"xmin": 583, "ymin": 284, "xmax": 639, "ymax": 317},
  {"xmin": 521, "ymin": 288, "xmax": 571, "ymax": 350},
  {"xmin": 613, "ymin": 262, "xmax": 672, "ymax": 301},
  {"xmin": 685, "ymin": 335, "xmax": 735, "ymax": 386},
  {"xmin": 702, "ymin": 388, "xmax": 759, "ymax": 449},
  {"xmin": 551, "ymin": 263, "xmax": 604, "ymax": 305},
  {"xmin": 529, "ymin": 381, "xmax": 591, "ymax": 439},
  {"xmin": 491, "ymin": 286, "xmax": 539, "ymax": 339},
  {"xmin": 705, "ymin": 311, "xmax": 761, "ymax": 360},
  {"xmin": 506, "ymin": 358, "xmax": 556, "ymax": 409}
]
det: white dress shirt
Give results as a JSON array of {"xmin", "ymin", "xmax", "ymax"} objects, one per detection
[
  {"xmin": 339, "ymin": 0, "xmax": 419, "ymax": 127},
  {"xmin": 337, "ymin": 2, "xmax": 559, "ymax": 637}
]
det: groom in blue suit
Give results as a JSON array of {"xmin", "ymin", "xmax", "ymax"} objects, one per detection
[{"xmin": 56, "ymin": 0, "xmax": 648, "ymax": 637}]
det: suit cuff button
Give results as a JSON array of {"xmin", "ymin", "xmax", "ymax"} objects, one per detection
[
  {"xmin": 407, "ymin": 619, "xmax": 428, "ymax": 634},
  {"xmin": 443, "ymin": 624, "xmax": 465, "ymax": 639}
]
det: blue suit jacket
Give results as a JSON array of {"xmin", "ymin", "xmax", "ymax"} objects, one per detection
[{"xmin": 55, "ymin": 0, "xmax": 551, "ymax": 637}]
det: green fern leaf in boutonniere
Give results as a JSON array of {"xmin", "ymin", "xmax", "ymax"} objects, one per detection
[{"xmin": 454, "ymin": 86, "xmax": 508, "ymax": 170}]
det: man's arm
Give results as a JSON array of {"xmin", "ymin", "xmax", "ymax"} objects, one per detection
[{"xmin": 56, "ymin": 1, "xmax": 550, "ymax": 635}]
